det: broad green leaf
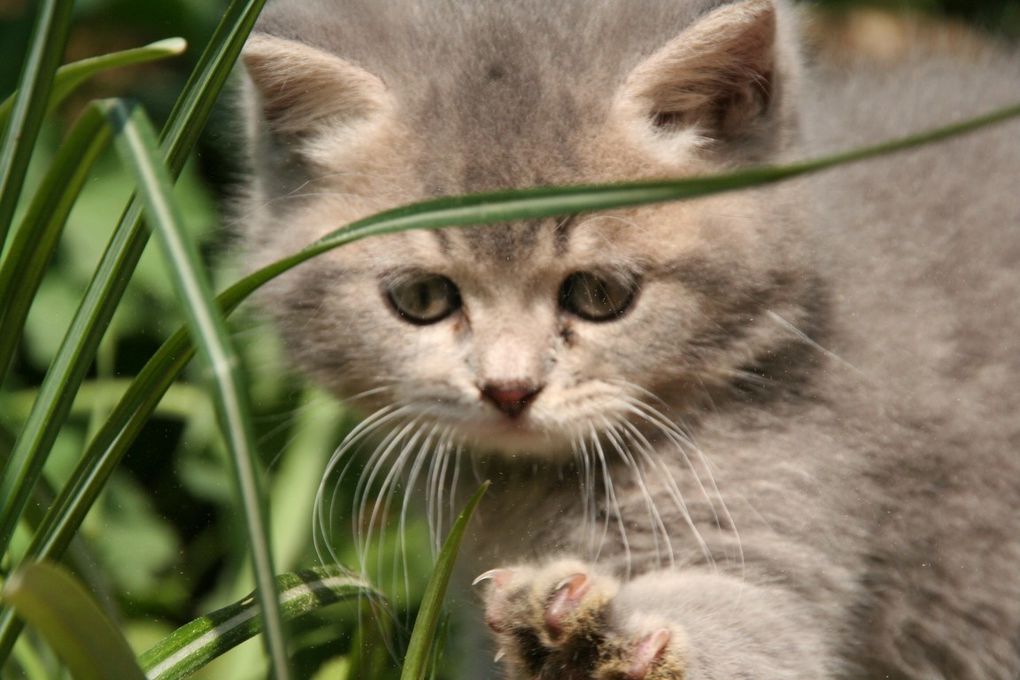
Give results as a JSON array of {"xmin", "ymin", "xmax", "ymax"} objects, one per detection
[
  {"xmin": 401, "ymin": 481, "xmax": 490, "ymax": 680},
  {"xmin": 0, "ymin": 38, "xmax": 188, "ymax": 133},
  {"xmin": 0, "ymin": 0, "xmax": 74, "ymax": 247},
  {"xmin": 102, "ymin": 98, "xmax": 290, "ymax": 680},
  {"xmin": 0, "ymin": 561, "xmax": 146, "ymax": 680},
  {"xmin": 140, "ymin": 568, "xmax": 377, "ymax": 680}
]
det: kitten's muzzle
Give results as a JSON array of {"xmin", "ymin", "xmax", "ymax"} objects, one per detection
[{"xmin": 481, "ymin": 382, "xmax": 543, "ymax": 419}]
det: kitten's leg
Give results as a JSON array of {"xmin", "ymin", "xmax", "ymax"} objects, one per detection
[{"xmin": 478, "ymin": 559, "xmax": 835, "ymax": 679}]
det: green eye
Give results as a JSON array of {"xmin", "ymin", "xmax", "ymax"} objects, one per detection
[
  {"xmin": 386, "ymin": 274, "xmax": 461, "ymax": 325},
  {"xmin": 559, "ymin": 271, "xmax": 637, "ymax": 322}
]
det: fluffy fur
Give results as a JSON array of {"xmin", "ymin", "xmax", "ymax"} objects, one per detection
[{"xmin": 235, "ymin": 1, "xmax": 1020, "ymax": 677}]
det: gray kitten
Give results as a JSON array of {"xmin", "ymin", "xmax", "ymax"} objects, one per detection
[{"xmin": 236, "ymin": 0, "xmax": 1020, "ymax": 677}]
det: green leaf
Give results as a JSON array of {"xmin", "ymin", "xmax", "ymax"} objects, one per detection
[
  {"xmin": 401, "ymin": 481, "xmax": 490, "ymax": 680},
  {"xmin": 140, "ymin": 568, "xmax": 378, "ymax": 680},
  {"xmin": 101, "ymin": 98, "xmax": 291, "ymax": 680},
  {"xmin": 0, "ymin": 38, "xmax": 188, "ymax": 134},
  {"xmin": 0, "ymin": 106, "xmax": 112, "ymax": 380},
  {"xmin": 0, "ymin": 561, "xmax": 146, "ymax": 680},
  {"xmin": 0, "ymin": 0, "xmax": 74, "ymax": 248},
  {"xmin": 0, "ymin": 0, "xmax": 268, "ymax": 659}
]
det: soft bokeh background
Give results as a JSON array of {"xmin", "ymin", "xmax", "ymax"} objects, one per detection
[{"xmin": 0, "ymin": 0, "xmax": 1017, "ymax": 678}]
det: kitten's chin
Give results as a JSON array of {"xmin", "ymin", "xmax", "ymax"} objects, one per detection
[{"xmin": 461, "ymin": 420, "xmax": 574, "ymax": 459}]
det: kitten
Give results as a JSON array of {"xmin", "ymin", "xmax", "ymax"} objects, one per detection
[{"xmin": 237, "ymin": 0, "xmax": 1020, "ymax": 678}]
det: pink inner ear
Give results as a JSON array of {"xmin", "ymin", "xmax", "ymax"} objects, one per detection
[
  {"xmin": 625, "ymin": 0, "xmax": 779, "ymax": 140},
  {"xmin": 243, "ymin": 33, "xmax": 389, "ymax": 136}
]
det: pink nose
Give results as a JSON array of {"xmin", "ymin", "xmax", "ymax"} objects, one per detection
[{"xmin": 481, "ymin": 383, "xmax": 542, "ymax": 418}]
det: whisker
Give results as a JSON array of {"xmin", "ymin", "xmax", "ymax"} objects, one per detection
[
  {"xmin": 448, "ymin": 442, "xmax": 463, "ymax": 527},
  {"xmin": 354, "ymin": 415, "xmax": 427, "ymax": 576},
  {"xmin": 589, "ymin": 425, "xmax": 631, "ymax": 578},
  {"xmin": 601, "ymin": 417, "xmax": 674, "ymax": 570},
  {"xmin": 766, "ymin": 310, "xmax": 870, "ymax": 381},
  {"xmin": 617, "ymin": 417, "xmax": 713, "ymax": 569},
  {"xmin": 313, "ymin": 404, "xmax": 403, "ymax": 566},
  {"xmin": 625, "ymin": 399, "xmax": 741, "ymax": 572}
]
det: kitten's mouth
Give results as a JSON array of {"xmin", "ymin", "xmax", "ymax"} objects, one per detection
[{"xmin": 460, "ymin": 414, "xmax": 574, "ymax": 457}]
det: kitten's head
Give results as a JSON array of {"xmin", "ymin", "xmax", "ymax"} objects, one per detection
[{"xmin": 239, "ymin": 0, "xmax": 822, "ymax": 457}]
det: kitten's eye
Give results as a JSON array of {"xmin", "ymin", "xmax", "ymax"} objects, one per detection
[
  {"xmin": 387, "ymin": 274, "xmax": 461, "ymax": 325},
  {"xmin": 559, "ymin": 271, "xmax": 637, "ymax": 322}
]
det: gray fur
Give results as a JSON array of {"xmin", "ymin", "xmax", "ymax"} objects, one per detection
[{"xmin": 234, "ymin": 1, "xmax": 1020, "ymax": 678}]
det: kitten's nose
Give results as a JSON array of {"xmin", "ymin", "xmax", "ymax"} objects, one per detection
[{"xmin": 480, "ymin": 382, "xmax": 542, "ymax": 418}]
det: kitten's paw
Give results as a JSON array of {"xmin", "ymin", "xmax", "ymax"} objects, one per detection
[{"xmin": 475, "ymin": 560, "xmax": 686, "ymax": 679}]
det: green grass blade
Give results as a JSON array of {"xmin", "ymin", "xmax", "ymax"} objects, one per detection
[
  {"xmin": 0, "ymin": 0, "xmax": 74, "ymax": 248},
  {"xmin": 102, "ymin": 98, "xmax": 291, "ymax": 680},
  {"xmin": 401, "ymin": 481, "xmax": 489, "ymax": 680},
  {"xmin": 0, "ymin": 0, "xmax": 267, "ymax": 660},
  {"xmin": 0, "ymin": 106, "xmax": 112, "ymax": 380},
  {"xmin": 0, "ymin": 562, "xmax": 146, "ymax": 680},
  {"xmin": 140, "ymin": 568, "xmax": 378, "ymax": 680},
  {"xmin": 0, "ymin": 38, "xmax": 188, "ymax": 133}
]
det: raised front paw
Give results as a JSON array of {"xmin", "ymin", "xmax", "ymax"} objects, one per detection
[{"xmin": 475, "ymin": 559, "xmax": 686, "ymax": 680}]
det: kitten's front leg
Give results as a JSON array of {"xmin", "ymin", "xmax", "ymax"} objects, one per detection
[{"xmin": 477, "ymin": 559, "xmax": 834, "ymax": 679}]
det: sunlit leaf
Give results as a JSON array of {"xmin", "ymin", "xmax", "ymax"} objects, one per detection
[{"xmin": 1, "ymin": 561, "xmax": 146, "ymax": 680}]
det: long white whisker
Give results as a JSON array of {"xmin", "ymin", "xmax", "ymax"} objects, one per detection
[
  {"xmin": 314, "ymin": 404, "xmax": 403, "ymax": 566},
  {"xmin": 448, "ymin": 442, "xmax": 463, "ymax": 526},
  {"xmin": 617, "ymin": 418, "xmax": 714, "ymax": 569},
  {"xmin": 434, "ymin": 433, "xmax": 455, "ymax": 545},
  {"xmin": 601, "ymin": 417, "xmax": 673, "ymax": 570},
  {"xmin": 355, "ymin": 415, "xmax": 426, "ymax": 576},
  {"xmin": 620, "ymin": 398, "xmax": 720, "ymax": 527},
  {"xmin": 626, "ymin": 399, "xmax": 741, "ymax": 572},
  {"xmin": 590, "ymin": 425, "xmax": 631, "ymax": 578},
  {"xmin": 766, "ymin": 310, "xmax": 870, "ymax": 381}
]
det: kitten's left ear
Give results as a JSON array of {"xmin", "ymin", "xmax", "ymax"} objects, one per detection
[
  {"xmin": 242, "ymin": 33, "xmax": 390, "ymax": 140},
  {"xmin": 617, "ymin": 0, "xmax": 798, "ymax": 160}
]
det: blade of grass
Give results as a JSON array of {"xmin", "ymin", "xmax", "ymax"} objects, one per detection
[
  {"xmin": 103, "ymin": 98, "xmax": 290, "ymax": 680},
  {"xmin": 401, "ymin": 481, "xmax": 489, "ymax": 680},
  {"xmin": 140, "ymin": 568, "xmax": 378, "ymax": 680},
  {"xmin": 0, "ymin": 0, "xmax": 74, "ymax": 247},
  {"xmin": 0, "ymin": 0, "xmax": 267, "ymax": 659},
  {"xmin": 0, "ymin": 106, "xmax": 112, "ymax": 380},
  {"xmin": 0, "ymin": 38, "xmax": 188, "ymax": 133},
  {"xmin": 0, "ymin": 561, "xmax": 146, "ymax": 680}
]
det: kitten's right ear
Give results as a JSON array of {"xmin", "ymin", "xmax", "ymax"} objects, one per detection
[
  {"xmin": 616, "ymin": 0, "xmax": 797, "ymax": 162},
  {"xmin": 242, "ymin": 33, "xmax": 389, "ymax": 138}
]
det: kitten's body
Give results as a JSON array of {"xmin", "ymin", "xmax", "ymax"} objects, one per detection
[{"xmin": 238, "ymin": 2, "xmax": 1020, "ymax": 677}]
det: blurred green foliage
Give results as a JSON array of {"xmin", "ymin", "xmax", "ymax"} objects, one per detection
[{"xmin": 0, "ymin": 0, "xmax": 1016, "ymax": 677}]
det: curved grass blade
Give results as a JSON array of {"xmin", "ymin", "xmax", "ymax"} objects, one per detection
[
  {"xmin": 0, "ymin": 106, "xmax": 112, "ymax": 380},
  {"xmin": 0, "ymin": 0, "xmax": 268, "ymax": 660},
  {"xmin": 0, "ymin": 0, "xmax": 74, "ymax": 247},
  {"xmin": 140, "ymin": 568, "xmax": 378, "ymax": 680},
  {"xmin": 401, "ymin": 481, "xmax": 489, "ymax": 680},
  {"xmin": 0, "ymin": 562, "xmax": 146, "ymax": 680},
  {"xmin": 0, "ymin": 38, "xmax": 188, "ymax": 133},
  {"xmin": 103, "ymin": 98, "xmax": 291, "ymax": 680}
]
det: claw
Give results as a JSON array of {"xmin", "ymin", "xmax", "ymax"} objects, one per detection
[
  {"xmin": 627, "ymin": 628, "xmax": 671, "ymax": 679},
  {"xmin": 494, "ymin": 648, "xmax": 506, "ymax": 663},
  {"xmin": 545, "ymin": 572, "xmax": 591, "ymax": 638},
  {"xmin": 473, "ymin": 568, "xmax": 512, "ymax": 587}
]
